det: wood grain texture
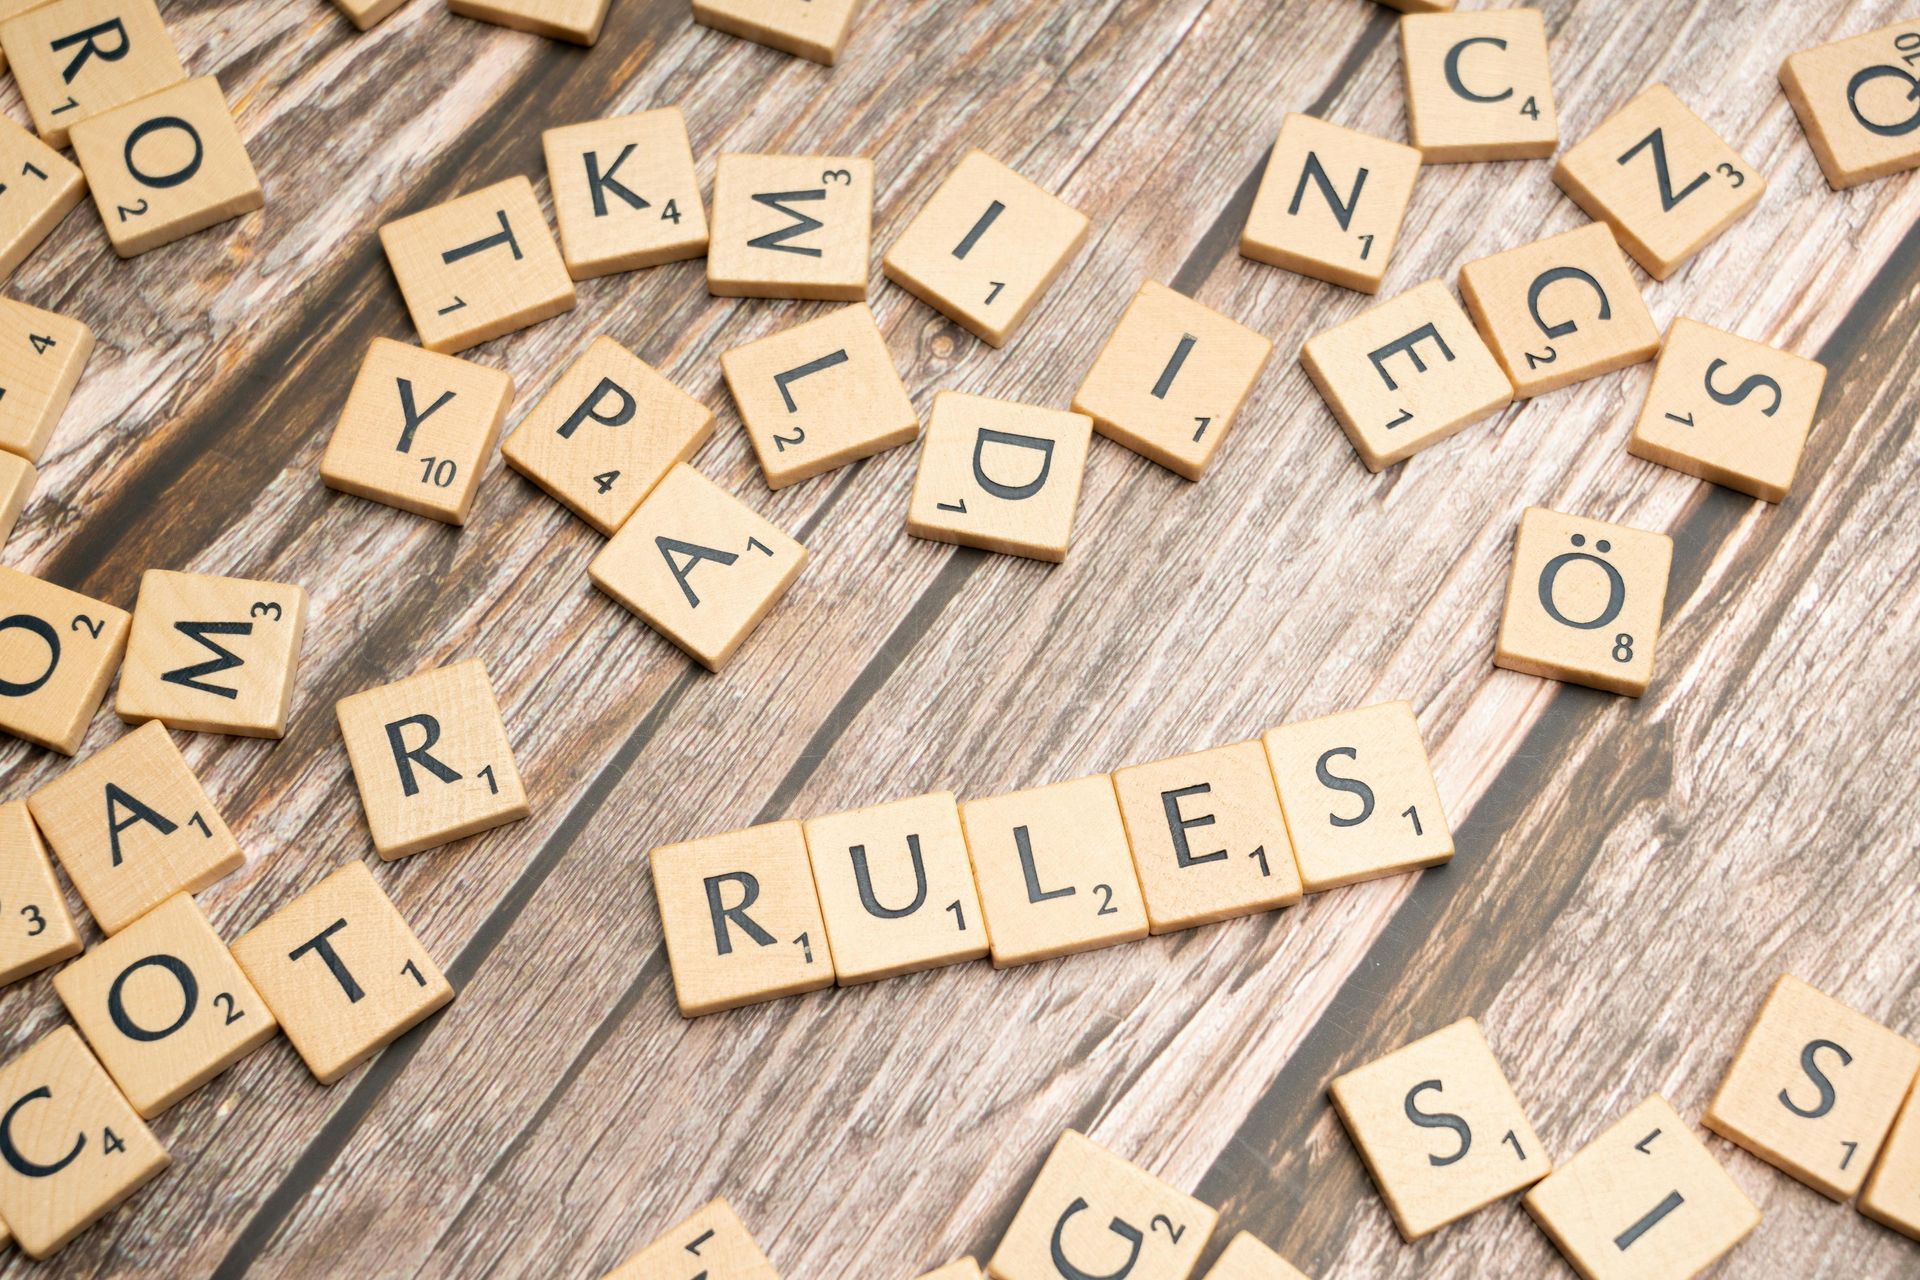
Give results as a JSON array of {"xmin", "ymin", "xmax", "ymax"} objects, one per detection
[{"xmin": 1, "ymin": 0, "xmax": 1917, "ymax": 1276}]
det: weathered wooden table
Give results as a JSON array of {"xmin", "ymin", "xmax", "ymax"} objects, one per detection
[{"xmin": 4, "ymin": 0, "xmax": 1918, "ymax": 1275}]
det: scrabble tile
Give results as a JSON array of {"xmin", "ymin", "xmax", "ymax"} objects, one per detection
[
  {"xmin": 915, "ymin": 1261, "xmax": 981, "ymax": 1280},
  {"xmin": 503, "ymin": 336, "xmax": 712, "ymax": 534},
  {"xmin": 1627, "ymin": 319, "xmax": 1828, "ymax": 503},
  {"xmin": 230, "ymin": 861, "xmax": 453, "ymax": 1084},
  {"xmin": 1523, "ymin": 1095, "xmax": 1760, "ymax": 1280},
  {"xmin": 0, "ymin": 1026, "xmax": 167, "ymax": 1259},
  {"xmin": 320, "ymin": 338, "xmax": 516, "ymax": 525},
  {"xmin": 0, "ymin": 116, "xmax": 85, "ymax": 281},
  {"xmin": 905, "ymin": 392, "xmax": 1091, "ymax": 563},
  {"xmin": 379, "ymin": 175, "xmax": 577, "ymax": 354},
  {"xmin": 1553, "ymin": 85, "xmax": 1764, "ymax": 281},
  {"xmin": 690, "ymin": 0, "xmax": 860, "ymax": 66},
  {"xmin": 1072, "ymin": 281, "xmax": 1274, "ymax": 481},
  {"xmin": 449, "ymin": 0, "xmax": 609, "ymax": 45},
  {"xmin": 651, "ymin": 819, "xmax": 832, "ymax": 1017},
  {"xmin": 114, "ymin": 569, "xmax": 309, "ymax": 738},
  {"xmin": 1862, "ymin": 1076, "xmax": 1920, "ymax": 1240},
  {"xmin": 1702, "ymin": 974, "xmax": 1920, "ymax": 1201},
  {"xmin": 69, "ymin": 76, "xmax": 263, "ymax": 258},
  {"xmin": 1200, "ymin": 1231, "xmax": 1310, "ymax": 1280},
  {"xmin": 589, "ymin": 462, "xmax": 807, "ymax": 672},
  {"xmin": 1399, "ymin": 9, "xmax": 1558, "ymax": 162},
  {"xmin": 602, "ymin": 1197, "xmax": 780, "ymax": 1279},
  {"xmin": 1375, "ymin": 0, "xmax": 1452, "ymax": 11},
  {"xmin": 1329, "ymin": 1017, "xmax": 1548, "ymax": 1240},
  {"xmin": 0, "ymin": 566, "xmax": 128, "ymax": 755},
  {"xmin": 1494, "ymin": 507, "xmax": 1673, "ymax": 697},
  {"xmin": 958, "ymin": 775, "xmax": 1147, "ymax": 969},
  {"xmin": 332, "ymin": 0, "xmax": 407, "ymax": 31},
  {"xmin": 0, "ymin": 801, "xmax": 82, "ymax": 986},
  {"xmin": 707, "ymin": 154, "xmax": 872, "ymax": 301},
  {"xmin": 1111, "ymin": 740, "xmax": 1303, "ymax": 935},
  {"xmin": 0, "ymin": 0, "xmax": 184, "ymax": 148},
  {"xmin": 1457, "ymin": 222, "xmax": 1659, "ymax": 398},
  {"xmin": 801, "ymin": 790, "xmax": 988, "ymax": 985},
  {"xmin": 0, "ymin": 450, "xmax": 34, "ymax": 546},
  {"xmin": 335, "ymin": 657, "xmax": 528, "ymax": 860},
  {"xmin": 988, "ymin": 1130, "xmax": 1216, "ymax": 1280},
  {"xmin": 53, "ymin": 892, "xmax": 276, "ymax": 1117},
  {"xmin": 0, "ymin": 298, "xmax": 94, "ymax": 464},
  {"xmin": 28, "ymin": 719, "xmax": 240, "ymax": 933},
  {"xmin": 1781, "ymin": 22, "xmax": 1920, "ymax": 190},
  {"xmin": 882, "ymin": 148, "xmax": 1089, "ymax": 348},
  {"xmin": 542, "ymin": 108, "xmax": 708, "ymax": 279},
  {"xmin": 1261, "ymin": 700, "xmax": 1451, "ymax": 893},
  {"xmin": 1299, "ymin": 279, "xmax": 1511, "ymax": 472},
  {"xmin": 1240, "ymin": 114, "xmax": 1421, "ymax": 294},
  {"xmin": 720, "ymin": 302, "xmax": 917, "ymax": 489},
  {"xmin": 0, "ymin": 0, "xmax": 47, "ymax": 70}
]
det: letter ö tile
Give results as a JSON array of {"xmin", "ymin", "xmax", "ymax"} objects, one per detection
[{"xmin": 1494, "ymin": 507, "xmax": 1672, "ymax": 697}]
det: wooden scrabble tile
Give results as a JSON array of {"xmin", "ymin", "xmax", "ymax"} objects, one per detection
[
  {"xmin": 958, "ymin": 775, "xmax": 1146, "ymax": 969},
  {"xmin": 320, "ymin": 337, "xmax": 515, "ymax": 525},
  {"xmin": 0, "ymin": 566, "xmax": 128, "ymax": 755},
  {"xmin": 0, "ymin": 0, "xmax": 184, "ymax": 148},
  {"xmin": 1329, "ymin": 1017, "xmax": 1548, "ymax": 1240},
  {"xmin": 589, "ymin": 462, "xmax": 806, "ymax": 672},
  {"xmin": 502, "ymin": 336, "xmax": 712, "ymax": 534},
  {"xmin": 651, "ymin": 819, "xmax": 832, "ymax": 1017},
  {"xmin": 1627, "ymin": 319, "xmax": 1828, "ymax": 503},
  {"xmin": 905, "ymin": 391, "xmax": 1091, "ymax": 563},
  {"xmin": 0, "ymin": 116, "xmax": 84, "ymax": 281},
  {"xmin": 802, "ymin": 790, "xmax": 987, "ymax": 985},
  {"xmin": 1072, "ymin": 281, "xmax": 1274, "ymax": 481},
  {"xmin": 1782, "ymin": 22, "xmax": 1920, "ymax": 190},
  {"xmin": 1112, "ymin": 740, "xmax": 1302, "ymax": 935},
  {"xmin": 707, "ymin": 154, "xmax": 872, "ymax": 301},
  {"xmin": 720, "ymin": 302, "xmax": 917, "ymax": 489},
  {"xmin": 1200, "ymin": 1231, "xmax": 1310, "ymax": 1280},
  {"xmin": 114, "ymin": 569, "xmax": 309, "ymax": 738},
  {"xmin": 332, "ymin": 0, "xmax": 407, "ymax": 31},
  {"xmin": 53, "ymin": 891, "xmax": 276, "ymax": 1117},
  {"xmin": 915, "ymin": 1261, "xmax": 981, "ymax": 1280},
  {"xmin": 69, "ymin": 76, "xmax": 263, "ymax": 258},
  {"xmin": 0, "ymin": 298, "xmax": 93, "ymax": 464},
  {"xmin": 542, "ymin": 108, "xmax": 707, "ymax": 279},
  {"xmin": 1702, "ymin": 974, "xmax": 1920, "ymax": 1201},
  {"xmin": 1399, "ymin": 9, "xmax": 1558, "ymax": 162},
  {"xmin": 0, "ymin": 450, "xmax": 34, "ymax": 546},
  {"xmin": 335, "ymin": 657, "xmax": 528, "ymax": 860},
  {"xmin": 1299, "ymin": 279, "xmax": 1512, "ymax": 472},
  {"xmin": 230, "ymin": 860, "xmax": 452, "ymax": 1084},
  {"xmin": 449, "ymin": 0, "xmax": 609, "ymax": 45},
  {"xmin": 882, "ymin": 149, "xmax": 1089, "ymax": 348},
  {"xmin": 1261, "ymin": 700, "xmax": 1451, "ymax": 893},
  {"xmin": 0, "ymin": 1025, "xmax": 167, "ymax": 1259},
  {"xmin": 1457, "ymin": 222, "xmax": 1659, "ymax": 398},
  {"xmin": 28, "ymin": 719, "xmax": 240, "ymax": 933},
  {"xmin": 1494, "ymin": 507, "xmax": 1673, "ymax": 697},
  {"xmin": 1240, "ymin": 114, "xmax": 1421, "ymax": 294},
  {"xmin": 690, "ymin": 0, "xmax": 860, "ymax": 66},
  {"xmin": 0, "ymin": 801, "xmax": 82, "ymax": 987},
  {"xmin": 1553, "ymin": 85, "xmax": 1764, "ymax": 281},
  {"xmin": 1523, "ymin": 1095, "xmax": 1760, "ymax": 1280},
  {"xmin": 1375, "ymin": 0, "xmax": 1453, "ymax": 11},
  {"xmin": 602, "ymin": 1197, "xmax": 780, "ymax": 1279},
  {"xmin": 1862, "ymin": 1076, "xmax": 1920, "ymax": 1240},
  {"xmin": 379, "ymin": 175, "xmax": 576, "ymax": 353},
  {"xmin": 988, "ymin": 1130, "xmax": 1216, "ymax": 1280}
]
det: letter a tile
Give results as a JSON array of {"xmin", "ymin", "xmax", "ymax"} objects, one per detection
[
  {"xmin": 601, "ymin": 1197, "xmax": 781, "ymax": 1279},
  {"xmin": 1781, "ymin": 22, "xmax": 1920, "ymax": 190},
  {"xmin": 230, "ymin": 860, "xmax": 453, "ymax": 1084},
  {"xmin": 1241, "ymin": 113, "xmax": 1421, "ymax": 294},
  {"xmin": 988, "ymin": 1130, "xmax": 1217, "ymax": 1280},
  {"xmin": 115, "ymin": 569, "xmax": 308, "ymax": 738},
  {"xmin": 0, "ymin": 116, "xmax": 85, "ymax": 281},
  {"xmin": 0, "ymin": 566, "xmax": 129, "ymax": 755},
  {"xmin": 0, "ymin": 1026, "xmax": 168, "ymax": 1259},
  {"xmin": 0, "ymin": 0, "xmax": 184, "ymax": 148},
  {"xmin": 905, "ymin": 392, "xmax": 1091, "ymax": 562},
  {"xmin": 29, "ymin": 719, "xmax": 242, "ymax": 934},
  {"xmin": 542, "ymin": 108, "xmax": 708, "ymax": 279},
  {"xmin": 1399, "ymin": 9, "xmax": 1558, "ymax": 162},
  {"xmin": 335, "ymin": 657, "xmax": 529, "ymax": 860},
  {"xmin": 1200, "ymin": 1232, "xmax": 1310, "ymax": 1280},
  {"xmin": 650, "ymin": 820, "xmax": 832, "ymax": 1017},
  {"xmin": 0, "ymin": 800, "xmax": 83, "ymax": 986},
  {"xmin": 1862, "ymin": 1076, "xmax": 1920, "ymax": 1240},
  {"xmin": 1703, "ymin": 974, "xmax": 1920, "ymax": 1200},
  {"xmin": 1524, "ymin": 1095, "xmax": 1760, "ymax": 1280},
  {"xmin": 1495, "ymin": 507, "xmax": 1672, "ymax": 696},
  {"xmin": 707, "ymin": 153, "xmax": 872, "ymax": 301},
  {"xmin": 1329, "ymin": 1018, "xmax": 1549, "ymax": 1240},
  {"xmin": 380, "ymin": 176, "xmax": 576, "ymax": 353}
]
